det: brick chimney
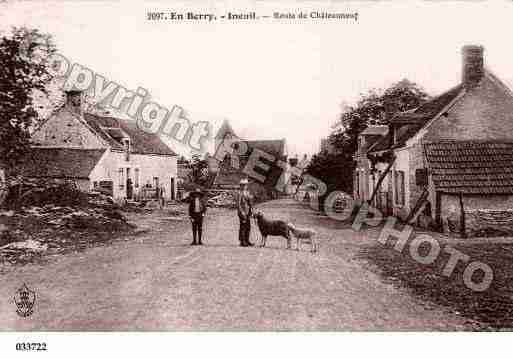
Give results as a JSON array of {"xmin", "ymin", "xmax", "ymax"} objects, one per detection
[
  {"xmin": 462, "ymin": 45, "xmax": 484, "ymax": 88},
  {"xmin": 65, "ymin": 90, "xmax": 83, "ymax": 116}
]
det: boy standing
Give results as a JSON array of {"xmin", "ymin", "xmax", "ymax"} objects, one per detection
[{"xmin": 188, "ymin": 188, "xmax": 206, "ymax": 245}]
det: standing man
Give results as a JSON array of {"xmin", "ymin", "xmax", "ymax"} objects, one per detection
[
  {"xmin": 236, "ymin": 178, "xmax": 254, "ymax": 247},
  {"xmin": 188, "ymin": 187, "xmax": 206, "ymax": 246}
]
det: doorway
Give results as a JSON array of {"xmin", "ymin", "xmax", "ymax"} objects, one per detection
[
  {"xmin": 153, "ymin": 177, "xmax": 159, "ymax": 199},
  {"xmin": 170, "ymin": 177, "xmax": 175, "ymax": 200},
  {"xmin": 126, "ymin": 168, "xmax": 133, "ymax": 199}
]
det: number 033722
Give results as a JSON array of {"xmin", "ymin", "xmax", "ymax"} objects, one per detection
[{"xmin": 15, "ymin": 342, "xmax": 47, "ymax": 351}]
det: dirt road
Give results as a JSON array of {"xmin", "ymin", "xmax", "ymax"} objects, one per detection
[{"xmin": 0, "ymin": 199, "xmax": 473, "ymax": 330}]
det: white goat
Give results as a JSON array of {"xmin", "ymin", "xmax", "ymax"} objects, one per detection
[{"xmin": 287, "ymin": 223, "xmax": 318, "ymax": 253}]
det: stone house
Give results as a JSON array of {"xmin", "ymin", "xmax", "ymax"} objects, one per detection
[
  {"xmin": 27, "ymin": 91, "xmax": 178, "ymax": 202},
  {"xmin": 355, "ymin": 45, "xmax": 513, "ymax": 237}
]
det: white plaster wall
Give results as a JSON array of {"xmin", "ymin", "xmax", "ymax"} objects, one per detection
[
  {"xmin": 392, "ymin": 148, "xmax": 410, "ymax": 217},
  {"xmin": 131, "ymin": 153, "xmax": 177, "ymax": 200},
  {"xmin": 89, "ymin": 150, "xmax": 124, "ymax": 199},
  {"xmin": 90, "ymin": 150, "xmax": 177, "ymax": 200}
]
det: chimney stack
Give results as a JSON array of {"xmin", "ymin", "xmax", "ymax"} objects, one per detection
[
  {"xmin": 65, "ymin": 90, "xmax": 83, "ymax": 116},
  {"xmin": 462, "ymin": 45, "xmax": 484, "ymax": 88}
]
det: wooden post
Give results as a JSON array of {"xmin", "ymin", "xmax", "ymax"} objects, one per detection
[
  {"xmin": 368, "ymin": 155, "xmax": 396, "ymax": 204},
  {"xmin": 459, "ymin": 193, "xmax": 467, "ymax": 238},
  {"xmin": 435, "ymin": 191, "xmax": 442, "ymax": 232}
]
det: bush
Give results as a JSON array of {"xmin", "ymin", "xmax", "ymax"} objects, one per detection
[{"xmin": 3, "ymin": 179, "xmax": 89, "ymax": 209}]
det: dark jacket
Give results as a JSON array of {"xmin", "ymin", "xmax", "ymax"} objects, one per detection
[
  {"xmin": 236, "ymin": 190, "xmax": 253, "ymax": 219},
  {"xmin": 188, "ymin": 193, "xmax": 207, "ymax": 217}
]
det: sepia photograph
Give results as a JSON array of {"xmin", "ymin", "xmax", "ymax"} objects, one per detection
[{"xmin": 0, "ymin": 0, "xmax": 512, "ymax": 357}]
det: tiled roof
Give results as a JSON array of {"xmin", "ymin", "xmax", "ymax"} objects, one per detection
[
  {"xmin": 369, "ymin": 85, "xmax": 464, "ymax": 152},
  {"xmin": 21, "ymin": 148, "xmax": 106, "ymax": 179},
  {"xmin": 424, "ymin": 141, "xmax": 513, "ymax": 194},
  {"xmin": 83, "ymin": 113, "xmax": 124, "ymax": 150},
  {"xmin": 83, "ymin": 114, "xmax": 176, "ymax": 156},
  {"xmin": 118, "ymin": 119, "xmax": 176, "ymax": 156}
]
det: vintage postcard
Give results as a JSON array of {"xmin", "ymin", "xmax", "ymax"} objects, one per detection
[{"xmin": 0, "ymin": 0, "xmax": 512, "ymax": 357}]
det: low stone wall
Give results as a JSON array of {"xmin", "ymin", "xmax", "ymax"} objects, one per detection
[{"xmin": 466, "ymin": 209, "xmax": 513, "ymax": 237}]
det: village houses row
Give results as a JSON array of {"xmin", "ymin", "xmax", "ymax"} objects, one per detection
[
  {"xmin": 4, "ymin": 91, "xmax": 295, "ymax": 204},
  {"xmin": 355, "ymin": 45, "xmax": 513, "ymax": 237}
]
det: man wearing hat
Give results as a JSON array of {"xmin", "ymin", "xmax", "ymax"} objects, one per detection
[
  {"xmin": 188, "ymin": 187, "xmax": 207, "ymax": 245},
  {"xmin": 236, "ymin": 178, "xmax": 254, "ymax": 247}
]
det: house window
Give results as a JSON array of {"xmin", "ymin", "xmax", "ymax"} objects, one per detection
[
  {"xmin": 355, "ymin": 171, "xmax": 360, "ymax": 198},
  {"xmin": 134, "ymin": 168, "xmax": 140, "ymax": 188},
  {"xmin": 394, "ymin": 170, "xmax": 405, "ymax": 206},
  {"xmin": 124, "ymin": 139, "xmax": 130, "ymax": 161},
  {"xmin": 118, "ymin": 168, "xmax": 124, "ymax": 188}
]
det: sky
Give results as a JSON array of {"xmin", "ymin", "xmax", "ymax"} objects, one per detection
[{"xmin": 2, "ymin": 0, "xmax": 513, "ymax": 158}]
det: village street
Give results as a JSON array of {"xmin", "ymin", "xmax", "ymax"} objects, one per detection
[{"xmin": 0, "ymin": 199, "xmax": 473, "ymax": 331}]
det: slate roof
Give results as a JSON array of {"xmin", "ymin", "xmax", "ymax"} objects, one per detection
[
  {"xmin": 424, "ymin": 141, "xmax": 513, "ymax": 194},
  {"xmin": 83, "ymin": 113, "xmax": 176, "ymax": 156},
  {"xmin": 21, "ymin": 148, "xmax": 107, "ymax": 179},
  {"xmin": 369, "ymin": 85, "xmax": 464, "ymax": 152}
]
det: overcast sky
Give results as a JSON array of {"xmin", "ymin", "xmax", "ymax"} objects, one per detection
[{"xmin": 2, "ymin": 1, "xmax": 513, "ymax": 158}]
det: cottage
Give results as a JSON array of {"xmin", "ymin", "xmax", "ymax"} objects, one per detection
[
  {"xmin": 28, "ymin": 91, "xmax": 178, "ymax": 202},
  {"xmin": 355, "ymin": 45, "xmax": 513, "ymax": 237}
]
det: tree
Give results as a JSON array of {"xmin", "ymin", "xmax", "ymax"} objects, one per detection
[
  {"xmin": 330, "ymin": 79, "xmax": 429, "ymax": 152},
  {"xmin": 306, "ymin": 79, "xmax": 429, "ymax": 204},
  {"xmin": 187, "ymin": 154, "xmax": 210, "ymax": 187},
  {"xmin": 0, "ymin": 27, "xmax": 56, "ymax": 170}
]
